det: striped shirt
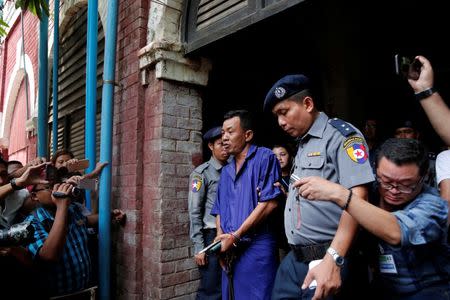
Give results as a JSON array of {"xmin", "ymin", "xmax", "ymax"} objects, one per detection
[{"xmin": 26, "ymin": 203, "xmax": 91, "ymax": 296}]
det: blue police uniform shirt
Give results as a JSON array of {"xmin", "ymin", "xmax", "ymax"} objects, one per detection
[
  {"xmin": 286, "ymin": 112, "xmax": 374, "ymax": 245},
  {"xmin": 211, "ymin": 144, "xmax": 282, "ymax": 236},
  {"xmin": 377, "ymin": 185, "xmax": 450, "ymax": 294}
]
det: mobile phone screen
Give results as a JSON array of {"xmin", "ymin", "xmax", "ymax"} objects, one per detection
[{"xmin": 394, "ymin": 54, "xmax": 421, "ymax": 80}]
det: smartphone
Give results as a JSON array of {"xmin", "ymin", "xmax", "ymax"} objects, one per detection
[
  {"xmin": 66, "ymin": 159, "xmax": 90, "ymax": 172},
  {"xmin": 45, "ymin": 165, "xmax": 59, "ymax": 181},
  {"xmin": 78, "ymin": 178, "xmax": 97, "ymax": 190},
  {"xmin": 394, "ymin": 54, "xmax": 422, "ymax": 80},
  {"xmin": 290, "ymin": 173, "xmax": 301, "ymax": 185}
]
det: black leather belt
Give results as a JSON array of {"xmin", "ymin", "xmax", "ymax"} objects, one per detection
[{"xmin": 290, "ymin": 242, "xmax": 331, "ymax": 262}]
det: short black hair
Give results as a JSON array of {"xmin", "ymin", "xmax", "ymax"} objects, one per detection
[
  {"xmin": 7, "ymin": 160, "xmax": 23, "ymax": 167},
  {"xmin": 272, "ymin": 143, "xmax": 294, "ymax": 158},
  {"xmin": 376, "ymin": 138, "xmax": 428, "ymax": 176},
  {"xmin": 0, "ymin": 158, "xmax": 7, "ymax": 169},
  {"xmin": 223, "ymin": 110, "xmax": 254, "ymax": 132}
]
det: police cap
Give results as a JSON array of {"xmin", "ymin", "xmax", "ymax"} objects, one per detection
[
  {"xmin": 203, "ymin": 126, "xmax": 222, "ymax": 142},
  {"xmin": 395, "ymin": 119, "xmax": 417, "ymax": 130},
  {"xmin": 263, "ymin": 74, "xmax": 311, "ymax": 112}
]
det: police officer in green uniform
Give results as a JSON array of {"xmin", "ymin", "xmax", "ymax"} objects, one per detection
[
  {"xmin": 263, "ymin": 75, "xmax": 374, "ymax": 300},
  {"xmin": 188, "ymin": 126, "xmax": 229, "ymax": 300}
]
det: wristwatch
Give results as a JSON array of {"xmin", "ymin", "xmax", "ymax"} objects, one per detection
[
  {"xmin": 327, "ymin": 247, "xmax": 345, "ymax": 267},
  {"xmin": 414, "ymin": 87, "xmax": 437, "ymax": 101},
  {"xmin": 10, "ymin": 178, "xmax": 23, "ymax": 190}
]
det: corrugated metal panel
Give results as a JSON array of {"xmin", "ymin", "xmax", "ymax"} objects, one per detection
[
  {"xmin": 49, "ymin": 6, "xmax": 104, "ymax": 159},
  {"xmin": 70, "ymin": 113, "xmax": 85, "ymax": 159},
  {"xmin": 184, "ymin": 0, "xmax": 305, "ymax": 53},
  {"xmin": 196, "ymin": 0, "xmax": 248, "ymax": 30}
]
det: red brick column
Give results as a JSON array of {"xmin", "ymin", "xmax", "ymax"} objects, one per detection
[
  {"xmin": 141, "ymin": 74, "xmax": 203, "ymax": 299},
  {"xmin": 113, "ymin": 1, "xmax": 149, "ymax": 299}
]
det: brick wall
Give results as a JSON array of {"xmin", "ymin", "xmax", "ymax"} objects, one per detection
[
  {"xmin": 1, "ymin": 10, "xmax": 39, "ymax": 112},
  {"xmin": 140, "ymin": 74, "xmax": 203, "ymax": 300},
  {"xmin": 113, "ymin": 1, "xmax": 148, "ymax": 299},
  {"xmin": 0, "ymin": 10, "xmax": 39, "ymax": 161}
]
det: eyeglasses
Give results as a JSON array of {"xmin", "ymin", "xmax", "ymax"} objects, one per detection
[
  {"xmin": 30, "ymin": 186, "xmax": 51, "ymax": 196},
  {"xmin": 376, "ymin": 176, "xmax": 424, "ymax": 194}
]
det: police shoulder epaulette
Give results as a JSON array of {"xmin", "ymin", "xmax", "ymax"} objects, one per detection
[
  {"xmin": 328, "ymin": 118, "xmax": 356, "ymax": 137},
  {"xmin": 194, "ymin": 161, "xmax": 209, "ymax": 174}
]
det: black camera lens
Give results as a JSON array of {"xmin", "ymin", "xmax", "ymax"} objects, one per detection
[{"xmin": 71, "ymin": 187, "xmax": 81, "ymax": 198}]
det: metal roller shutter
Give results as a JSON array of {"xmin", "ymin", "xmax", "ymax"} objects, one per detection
[{"xmin": 49, "ymin": 6, "xmax": 104, "ymax": 161}]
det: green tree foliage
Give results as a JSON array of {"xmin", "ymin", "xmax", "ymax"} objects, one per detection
[{"xmin": 1, "ymin": 0, "xmax": 49, "ymax": 37}]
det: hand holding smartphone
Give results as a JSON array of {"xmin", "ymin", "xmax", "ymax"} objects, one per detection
[
  {"xmin": 394, "ymin": 54, "xmax": 422, "ymax": 80},
  {"xmin": 66, "ymin": 159, "xmax": 90, "ymax": 172}
]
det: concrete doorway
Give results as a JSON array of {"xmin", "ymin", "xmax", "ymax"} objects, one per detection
[{"xmin": 193, "ymin": 0, "xmax": 450, "ymax": 153}]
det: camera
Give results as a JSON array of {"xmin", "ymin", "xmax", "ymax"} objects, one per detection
[
  {"xmin": 0, "ymin": 221, "xmax": 34, "ymax": 247},
  {"xmin": 45, "ymin": 164, "xmax": 70, "ymax": 182},
  {"xmin": 52, "ymin": 187, "xmax": 82, "ymax": 199},
  {"xmin": 394, "ymin": 54, "xmax": 422, "ymax": 80}
]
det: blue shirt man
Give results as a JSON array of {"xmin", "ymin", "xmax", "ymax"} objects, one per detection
[
  {"xmin": 297, "ymin": 138, "xmax": 450, "ymax": 299},
  {"xmin": 211, "ymin": 110, "xmax": 282, "ymax": 300}
]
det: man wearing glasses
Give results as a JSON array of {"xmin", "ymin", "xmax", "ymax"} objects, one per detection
[{"xmin": 294, "ymin": 138, "xmax": 450, "ymax": 299}]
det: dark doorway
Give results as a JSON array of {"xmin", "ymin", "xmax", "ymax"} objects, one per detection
[{"xmin": 193, "ymin": 0, "xmax": 450, "ymax": 154}]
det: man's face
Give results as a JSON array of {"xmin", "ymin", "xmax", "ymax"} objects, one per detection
[
  {"xmin": 55, "ymin": 154, "xmax": 72, "ymax": 169},
  {"xmin": 272, "ymin": 98, "xmax": 314, "ymax": 138},
  {"xmin": 222, "ymin": 116, "xmax": 249, "ymax": 156},
  {"xmin": 0, "ymin": 164, "xmax": 8, "ymax": 186},
  {"xmin": 31, "ymin": 184, "xmax": 54, "ymax": 207},
  {"xmin": 376, "ymin": 157, "xmax": 423, "ymax": 208},
  {"xmin": 394, "ymin": 127, "xmax": 418, "ymax": 139},
  {"xmin": 209, "ymin": 138, "xmax": 229, "ymax": 163}
]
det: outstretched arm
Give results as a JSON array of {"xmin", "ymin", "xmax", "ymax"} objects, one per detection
[
  {"xmin": 296, "ymin": 176, "xmax": 401, "ymax": 245},
  {"xmin": 408, "ymin": 55, "xmax": 450, "ymax": 145}
]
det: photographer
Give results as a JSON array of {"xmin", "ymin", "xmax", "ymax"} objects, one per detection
[
  {"xmin": 51, "ymin": 149, "xmax": 107, "ymax": 214},
  {"xmin": 24, "ymin": 179, "xmax": 125, "ymax": 297},
  {"xmin": 0, "ymin": 161, "xmax": 49, "ymax": 299},
  {"xmin": 0, "ymin": 160, "xmax": 49, "ymax": 228}
]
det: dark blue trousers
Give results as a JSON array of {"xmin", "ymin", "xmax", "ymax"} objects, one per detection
[
  {"xmin": 197, "ymin": 229, "xmax": 222, "ymax": 300},
  {"xmin": 272, "ymin": 251, "xmax": 359, "ymax": 300}
]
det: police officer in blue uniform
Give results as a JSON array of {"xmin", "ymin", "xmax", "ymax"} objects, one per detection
[
  {"xmin": 263, "ymin": 74, "xmax": 374, "ymax": 299},
  {"xmin": 188, "ymin": 126, "xmax": 229, "ymax": 300}
]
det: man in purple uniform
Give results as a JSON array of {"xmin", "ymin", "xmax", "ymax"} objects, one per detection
[{"xmin": 211, "ymin": 110, "xmax": 282, "ymax": 300}]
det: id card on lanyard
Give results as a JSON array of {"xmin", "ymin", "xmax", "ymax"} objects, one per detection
[{"xmin": 379, "ymin": 254, "xmax": 398, "ymax": 274}]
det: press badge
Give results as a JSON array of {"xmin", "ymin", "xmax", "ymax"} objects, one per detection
[{"xmin": 379, "ymin": 254, "xmax": 398, "ymax": 274}]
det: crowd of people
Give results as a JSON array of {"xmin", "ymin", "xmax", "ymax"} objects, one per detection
[
  {"xmin": 188, "ymin": 55, "xmax": 450, "ymax": 300},
  {"xmin": 1, "ymin": 54, "xmax": 449, "ymax": 300},
  {"xmin": 0, "ymin": 149, "xmax": 125, "ymax": 299}
]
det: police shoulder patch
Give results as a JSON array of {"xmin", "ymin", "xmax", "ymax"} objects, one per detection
[
  {"xmin": 191, "ymin": 175, "xmax": 203, "ymax": 193},
  {"xmin": 329, "ymin": 118, "xmax": 356, "ymax": 137},
  {"xmin": 343, "ymin": 136, "xmax": 368, "ymax": 164}
]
